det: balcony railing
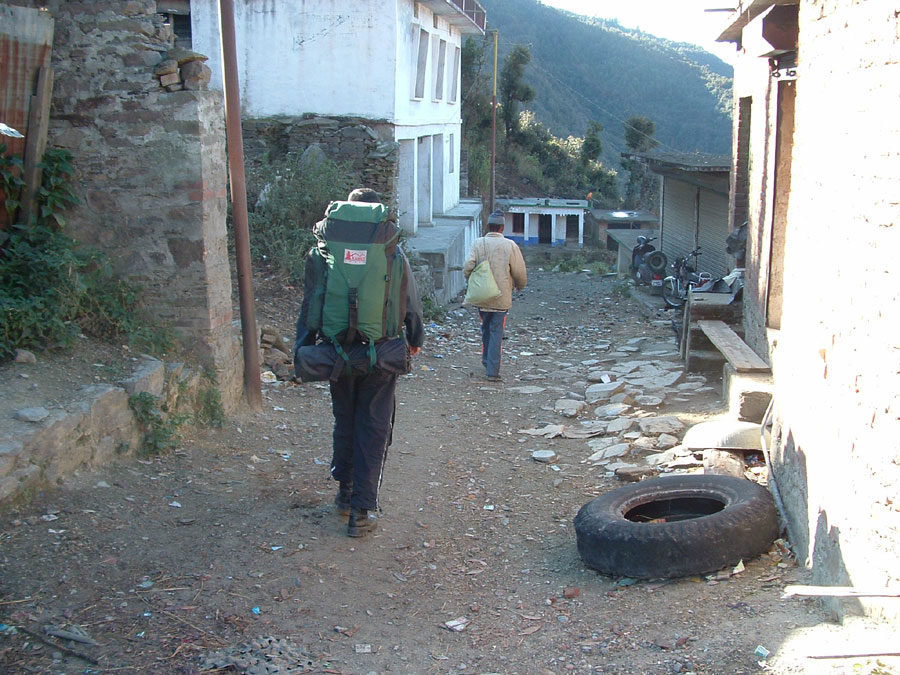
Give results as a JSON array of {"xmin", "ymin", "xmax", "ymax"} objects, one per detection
[{"xmin": 422, "ymin": 0, "xmax": 486, "ymax": 34}]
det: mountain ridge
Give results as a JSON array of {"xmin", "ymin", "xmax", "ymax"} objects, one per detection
[{"xmin": 478, "ymin": 0, "xmax": 734, "ymax": 166}]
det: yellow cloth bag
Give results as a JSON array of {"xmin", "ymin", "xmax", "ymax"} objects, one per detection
[{"xmin": 465, "ymin": 260, "xmax": 502, "ymax": 304}]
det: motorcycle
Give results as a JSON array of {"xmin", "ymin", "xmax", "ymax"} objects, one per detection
[
  {"xmin": 630, "ymin": 235, "xmax": 668, "ymax": 290},
  {"xmin": 662, "ymin": 246, "xmax": 718, "ymax": 308}
]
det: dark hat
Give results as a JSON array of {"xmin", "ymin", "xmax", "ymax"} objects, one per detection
[{"xmin": 487, "ymin": 210, "xmax": 505, "ymax": 226}]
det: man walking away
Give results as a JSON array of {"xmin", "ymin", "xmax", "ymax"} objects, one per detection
[
  {"xmin": 295, "ymin": 188, "xmax": 424, "ymax": 537},
  {"xmin": 463, "ymin": 210, "xmax": 527, "ymax": 382}
]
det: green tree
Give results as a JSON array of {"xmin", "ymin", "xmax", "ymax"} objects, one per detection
[
  {"xmin": 581, "ymin": 121, "xmax": 603, "ymax": 166},
  {"xmin": 499, "ymin": 45, "xmax": 536, "ymax": 138},
  {"xmin": 624, "ymin": 115, "xmax": 659, "ymax": 153},
  {"xmin": 622, "ymin": 115, "xmax": 660, "ymax": 210},
  {"xmin": 461, "ymin": 36, "xmax": 495, "ymax": 196}
]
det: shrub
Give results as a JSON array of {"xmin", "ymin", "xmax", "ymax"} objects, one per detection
[
  {"xmin": 0, "ymin": 147, "xmax": 172, "ymax": 362},
  {"xmin": 245, "ymin": 153, "xmax": 355, "ymax": 285}
]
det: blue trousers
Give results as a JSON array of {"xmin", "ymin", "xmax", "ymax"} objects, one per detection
[
  {"xmin": 479, "ymin": 310, "xmax": 507, "ymax": 378},
  {"xmin": 329, "ymin": 367, "xmax": 397, "ymax": 511}
]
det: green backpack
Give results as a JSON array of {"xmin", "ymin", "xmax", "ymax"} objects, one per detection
[{"xmin": 304, "ymin": 201, "xmax": 406, "ymax": 372}]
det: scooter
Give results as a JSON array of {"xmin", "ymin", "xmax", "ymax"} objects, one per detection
[{"xmin": 630, "ymin": 236, "xmax": 668, "ymax": 289}]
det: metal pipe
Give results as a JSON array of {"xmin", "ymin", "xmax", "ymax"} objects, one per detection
[{"xmin": 218, "ymin": 0, "xmax": 262, "ymax": 411}]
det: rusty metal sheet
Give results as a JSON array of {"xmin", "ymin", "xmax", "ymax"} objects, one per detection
[{"xmin": 0, "ymin": 4, "xmax": 54, "ymax": 158}]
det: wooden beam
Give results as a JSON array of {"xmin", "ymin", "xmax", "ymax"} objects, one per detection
[
  {"xmin": 18, "ymin": 65, "xmax": 54, "ymax": 226},
  {"xmin": 697, "ymin": 319, "xmax": 771, "ymax": 373},
  {"xmin": 784, "ymin": 585, "xmax": 900, "ymax": 598}
]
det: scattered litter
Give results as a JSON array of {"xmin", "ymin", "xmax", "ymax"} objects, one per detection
[
  {"xmin": 261, "ymin": 371, "xmax": 277, "ymax": 383},
  {"xmin": 444, "ymin": 617, "xmax": 470, "ymax": 632},
  {"xmin": 483, "ymin": 504, "xmax": 495, "ymax": 511},
  {"xmin": 251, "ymin": 607, "xmax": 261, "ymax": 615},
  {"xmin": 43, "ymin": 624, "xmax": 98, "ymax": 646},
  {"xmin": 354, "ymin": 643, "xmax": 372, "ymax": 654},
  {"xmin": 168, "ymin": 501, "xmax": 182, "ymax": 508},
  {"xmin": 138, "ymin": 580, "xmax": 154, "ymax": 589},
  {"xmin": 40, "ymin": 514, "xmax": 58, "ymax": 522},
  {"xmin": 271, "ymin": 546, "xmax": 283, "ymax": 551},
  {"xmin": 754, "ymin": 645, "xmax": 770, "ymax": 660}
]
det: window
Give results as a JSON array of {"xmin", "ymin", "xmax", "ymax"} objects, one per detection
[
  {"xmin": 449, "ymin": 46, "xmax": 460, "ymax": 103},
  {"xmin": 512, "ymin": 213, "xmax": 525, "ymax": 234},
  {"xmin": 157, "ymin": 0, "xmax": 192, "ymax": 49},
  {"xmin": 414, "ymin": 28, "xmax": 429, "ymax": 99},
  {"xmin": 434, "ymin": 39, "xmax": 446, "ymax": 100}
]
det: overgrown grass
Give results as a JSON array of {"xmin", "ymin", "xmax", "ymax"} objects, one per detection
[
  {"xmin": 0, "ymin": 147, "xmax": 174, "ymax": 362},
  {"xmin": 245, "ymin": 152, "xmax": 356, "ymax": 286}
]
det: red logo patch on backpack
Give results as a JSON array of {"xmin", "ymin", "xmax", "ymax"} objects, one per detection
[{"xmin": 344, "ymin": 249, "xmax": 367, "ymax": 265}]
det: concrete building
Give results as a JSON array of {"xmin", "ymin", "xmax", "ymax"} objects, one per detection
[
  {"xmin": 189, "ymin": 0, "xmax": 484, "ymax": 236},
  {"xmin": 717, "ymin": 0, "xmax": 900, "ymax": 621},
  {"xmin": 494, "ymin": 198, "xmax": 589, "ymax": 247},
  {"xmin": 589, "ymin": 209, "xmax": 658, "ymax": 248},
  {"xmin": 627, "ymin": 152, "xmax": 732, "ymax": 279}
]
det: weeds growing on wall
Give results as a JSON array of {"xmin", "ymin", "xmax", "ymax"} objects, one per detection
[
  {"xmin": 0, "ymin": 146, "xmax": 174, "ymax": 362},
  {"xmin": 128, "ymin": 392, "xmax": 188, "ymax": 458},
  {"xmin": 244, "ymin": 152, "xmax": 355, "ymax": 286},
  {"xmin": 194, "ymin": 368, "xmax": 225, "ymax": 428}
]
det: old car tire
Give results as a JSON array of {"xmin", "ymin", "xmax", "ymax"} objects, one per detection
[{"xmin": 574, "ymin": 474, "xmax": 779, "ymax": 579}]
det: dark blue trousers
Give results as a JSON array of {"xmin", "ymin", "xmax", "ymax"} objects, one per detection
[
  {"xmin": 329, "ymin": 367, "xmax": 397, "ymax": 511},
  {"xmin": 479, "ymin": 310, "xmax": 507, "ymax": 378}
]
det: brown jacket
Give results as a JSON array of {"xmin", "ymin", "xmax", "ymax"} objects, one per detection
[{"xmin": 463, "ymin": 232, "xmax": 527, "ymax": 311}]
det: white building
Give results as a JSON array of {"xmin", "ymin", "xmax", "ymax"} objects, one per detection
[
  {"xmin": 188, "ymin": 0, "xmax": 485, "ymax": 234},
  {"xmin": 494, "ymin": 198, "xmax": 589, "ymax": 247}
]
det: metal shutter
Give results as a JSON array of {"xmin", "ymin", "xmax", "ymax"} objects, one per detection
[
  {"xmin": 697, "ymin": 189, "xmax": 730, "ymax": 278},
  {"xmin": 661, "ymin": 180, "xmax": 697, "ymax": 266}
]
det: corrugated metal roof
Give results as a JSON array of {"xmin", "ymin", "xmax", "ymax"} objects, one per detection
[{"xmin": 624, "ymin": 151, "xmax": 731, "ymax": 172}]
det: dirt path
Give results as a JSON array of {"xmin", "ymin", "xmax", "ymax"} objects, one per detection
[{"xmin": 1, "ymin": 270, "xmax": 892, "ymax": 674}]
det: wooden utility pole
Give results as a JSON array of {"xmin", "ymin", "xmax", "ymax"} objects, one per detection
[
  {"xmin": 489, "ymin": 29, "xmax": 498, "ymax": 218},
  {"xmin": 218, "ymin": 0, "xmax": 262, "ymax": 411}
]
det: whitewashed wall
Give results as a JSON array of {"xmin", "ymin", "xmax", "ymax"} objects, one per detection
[{"xmin": 191, "ymin": 0, "xmax": 465, "ymax": 217}]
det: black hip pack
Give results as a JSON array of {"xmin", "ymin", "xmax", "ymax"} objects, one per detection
[{"xmin": 294, "ymin": 336, "xmax": 411, "ymax": 383}]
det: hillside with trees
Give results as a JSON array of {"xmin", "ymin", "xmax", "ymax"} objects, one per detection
[
  {"xmin": 481, "ymin": 0, "xmax": 733, "ymax": 157},
  {"xmin": 462, "ymin": 0, "xmax": 733, "ymax": 207}
]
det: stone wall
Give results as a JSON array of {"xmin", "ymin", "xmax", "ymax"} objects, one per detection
[
  {"xmin": 737, "ymin": 0, "xmax": 900, "ymax": 621},
  {"xmin": 10, "ymin": 0, "xmax": 242, "ymax": 410},
  {"xmin": 0, "ymin": 357, "xmax": 211, "ymax": 506},
  {"xmin": 242, "ymin": 116, "xmax": 400, "ymax": 215}
]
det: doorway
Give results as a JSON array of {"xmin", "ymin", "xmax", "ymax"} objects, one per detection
[{"xmin": 538, "ymin": 214, "xmax": 552, "ymax": 243}]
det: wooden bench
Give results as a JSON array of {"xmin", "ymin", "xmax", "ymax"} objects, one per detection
[{"xmin": 696, "ymin": 320, "xmax": 771, "ymax": 373}]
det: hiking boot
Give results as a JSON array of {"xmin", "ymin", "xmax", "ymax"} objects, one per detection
[
  {"xmin": 486, "ymin": 374, "xmax": 502, "ymax": 382},
  {"xmin": 334, "ymin": 483, "xmax": 352, "ymax": 517},
  {"xmin": 347, "ymin": 507, "xmax": 378, "ymax": 538}
]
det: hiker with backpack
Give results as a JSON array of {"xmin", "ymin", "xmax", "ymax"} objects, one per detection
[
  {"xmin": 294, "ymin": 188, "xmax": 424, "ymax": 538},
  {"xmin": 463, "ymin": 210, "xmax": 527, "ymax": 382}
]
